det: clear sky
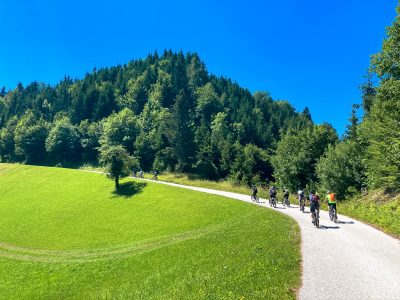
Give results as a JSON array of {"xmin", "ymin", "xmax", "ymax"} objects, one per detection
[{"xmin": 0, "ymin": 0, "xmax": 398, "ymax": 135}]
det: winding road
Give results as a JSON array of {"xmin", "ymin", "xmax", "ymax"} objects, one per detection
[{"xmin": 144, "ymin": 178, "xmax": 400, "ymax": 300}]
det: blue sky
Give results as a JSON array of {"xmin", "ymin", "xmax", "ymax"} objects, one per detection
[{"xmin": 0, "ymin": 0, "xmax": 398, "ymax": 135}]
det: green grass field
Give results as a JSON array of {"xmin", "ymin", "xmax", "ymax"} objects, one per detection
[
  {"xmin": 338, "ymin": 190, "xmax": 400, "ymax": 238},
  {"xmin": 0, "ymin": 164, "xmax": 300, "ymax": 299}
]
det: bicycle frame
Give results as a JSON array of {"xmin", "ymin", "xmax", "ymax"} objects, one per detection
[
  {"xmin": 329, "ymin": 205, "xmax": 337, "ymax": 222},
  {"xmin": 299, "ymin": 198, "xmax": 305, "ymax": 212},
  {"xmin": 312, "ymin": 209, "xmax": 320, "ymax": 228}
]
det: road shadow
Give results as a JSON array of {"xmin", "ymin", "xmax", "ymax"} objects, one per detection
[
  {"xmin": 112, "ymin": 181, "xmax": 147, "ymax": 198},
  {"xmin": 337, "ymin": 220, "xmax": 354, "ymax": 224},
  {"xmin": 319, "ymin": 225, "xmax": 340, "ymax": 230}
]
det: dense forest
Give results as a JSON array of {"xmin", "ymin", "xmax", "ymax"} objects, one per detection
[
  {"xmin": 0, "ymin": 50, "xmax": 314, "ymax": 184},
  {"xmin": 1, "ymin": 4, "xmax": 400, "ymax": 198}
]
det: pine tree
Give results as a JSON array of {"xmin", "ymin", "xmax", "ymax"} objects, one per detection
[{"xmin": 168, "ymin": 90, "xmax": 196, "ymax": 171}]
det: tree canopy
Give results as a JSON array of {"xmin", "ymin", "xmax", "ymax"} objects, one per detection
[{"xmin": 0, "ymin": 51, "xmax": 312, "ymax": 183}]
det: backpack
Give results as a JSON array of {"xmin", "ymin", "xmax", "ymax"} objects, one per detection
[{"xmin": 327, "ymin": 193, "xmax": 336, "ymax": 202}]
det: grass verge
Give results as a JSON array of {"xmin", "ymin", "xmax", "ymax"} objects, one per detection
[
  {"xmin": 337, "ymin": 190, "xmax": 400, "ymax": 238},
  {"xmin": 0, "ymin": 163, "xmax": 301, "ymax": 299}
]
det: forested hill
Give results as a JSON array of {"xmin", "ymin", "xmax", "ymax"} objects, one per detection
[{"xmin": 0, "ymin": 50, "xmax": 314, "ymax": 181}]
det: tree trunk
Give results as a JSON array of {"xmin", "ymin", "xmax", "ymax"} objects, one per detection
[{"xmin": 115, "ymin": 176, "xmax": 119, "ymax": 189}]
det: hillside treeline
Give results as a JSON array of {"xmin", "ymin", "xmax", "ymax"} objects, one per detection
[
  {"xmin": 2, "ymin": 4, "xmax": 399, "ymax": 198},
  {"xmin": 0, "ymin": 50, "xmax": 314, "ymax": 183}
]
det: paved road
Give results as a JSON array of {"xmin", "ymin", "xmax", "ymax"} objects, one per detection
[{"xmin": 143, "ymin": 179, "xmax": 400, "ymax": 300}]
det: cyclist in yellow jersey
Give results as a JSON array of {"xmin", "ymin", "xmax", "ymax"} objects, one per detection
[{"xmin": 326, "ymin": 191, "xmax": 337, "ymax": 219}]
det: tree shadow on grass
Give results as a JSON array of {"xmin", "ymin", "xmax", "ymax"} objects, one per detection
[{"xmin": 112, "ymin": 181, "xmax": 147, "ymax": 198}]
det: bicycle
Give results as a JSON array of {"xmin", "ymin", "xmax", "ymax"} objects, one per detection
[
  {"xmin": 299, "ymin": 199, "xmax": 305, "ymax": 212},
  {"xmin": 329, "ymin": 205, "xmax": 337, "ymax": 223},
  {"xmin": 283, "ymin": 195, "xmax": 290, "ymax": 207},
  {"xmin": 251, "ymin": 194, "xmax": 259, "ymax": 203},
  {"xmin": 312, "ymin": 208, "xmax": 320, "ymax": 228},
  {"xmin": 152, "ymin": 174, "xmax": 158, "ymax": 181},
  {"xmin": 269, "ymin": 196, "xmax": 277, "ymax": 208}
]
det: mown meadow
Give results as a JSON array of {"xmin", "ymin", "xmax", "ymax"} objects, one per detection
[{"xmin": 0, "ymin": 164, "xmax": 300, "ymax": 299}]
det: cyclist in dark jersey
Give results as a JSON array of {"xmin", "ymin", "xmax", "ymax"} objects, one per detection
[
  {"xmin": 251, "ymin": 185, "xmax": 258, "ymax": 202},
  {"xmin": 269, "ymin": 186, "xmax": 277, "ymax": 204},
  {"xmin": 308, "ymin": 190, "xmax": 320, "ymax": 223},
  {"xmin": 283, "ymin": 189, "xmax": 290, "ymax": 206}
]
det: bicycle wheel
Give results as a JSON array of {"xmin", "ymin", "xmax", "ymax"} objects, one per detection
[{"xmin": 333, "ymin": 208, "xmax": 337, "ymax": 223}]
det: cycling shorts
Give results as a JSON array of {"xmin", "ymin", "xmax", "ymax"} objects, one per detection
[
  {"xmin": 328, "ymin": 203, "xmax": 337, "ymax": 211},
  {"xmin": 310, "ymin": 203, "xmax": 319, "ymax": 213}
]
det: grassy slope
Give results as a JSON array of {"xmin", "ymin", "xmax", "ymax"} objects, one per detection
[
  {"xmin": 338, "ymin": 190, "xmax": 400, "ymax": 238},
  {"xmin": 0, "ymin": 164, "xmax": 300, "ymax": 299}
]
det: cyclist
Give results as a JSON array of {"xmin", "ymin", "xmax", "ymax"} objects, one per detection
[
  {"xmin": 283, "ymin": 188, "xmax": 290, "ymax": 206},
  {"xmin": 251, "ymin": 185, "xmax": 258, "ymax": 202},
  {"xmin": 308, "ymin": 190, "xmax": 320, "ymax": 223},
  {"xmin": 269, "ymin": 186, "xmax": 277, "ymax": 204},
  {"xmin": 139, "ymin": 170, "xmax": 144, "ymax": 179},
  {"xmin": 326, "ymin": 190, "xmax": 337, "ymax": 220},
  {"xmin": 153, "ymin": 170, "xmax": 158, "ymax": 180},
  {"xmin": 297, "ymin": 190, "xmax": 305, "ymax": 211}
]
